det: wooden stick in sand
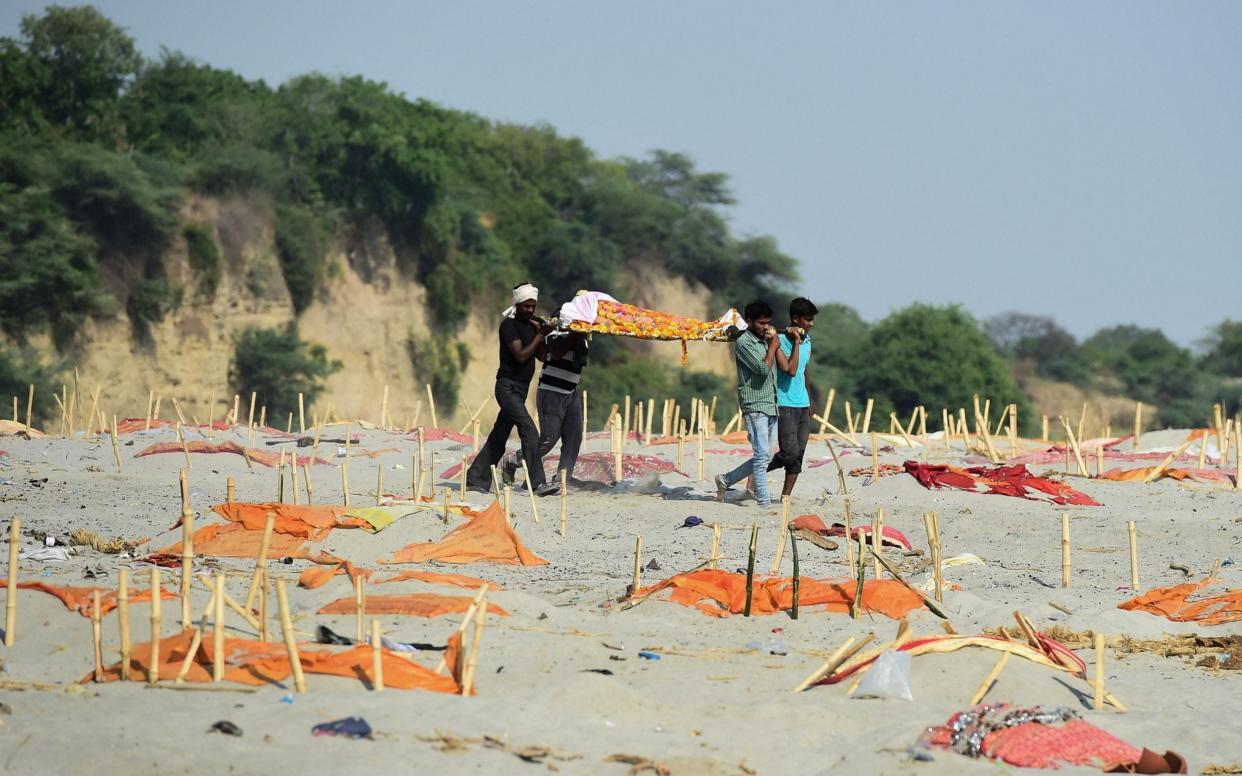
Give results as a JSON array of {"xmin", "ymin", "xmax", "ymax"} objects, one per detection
[
  {"xmin": 213, "ymin": 573, "xmax": 225, "ymax": 682},
  {"xmin": 149, "ymin": 567, "xmax": 161, "ymax": 685},
  {"xmin": 770, "ymin": 495, "xmax": 791, "ymax": 574},
  {"xmin": 816, "ymin": 388, "xmax": 836, "ymax": 435},
  {"xmin": 612, "ymin": 414, "xmax": 624, "ymax": 482},
  {"xmin": 1144, "ymin": 433, "xmax": 1197, "ymax": 482},
  {"xmin": 743, "ymin": 524, "xmax": 758, "ymax": 617},
  {"xmin": 631, "ymin": 535, "xmax": 643, "ymax": 594},
  {"xmin": 355, "ymin": 574, "xmax": 366, "ymax": 644},
  {"xmin": 442, "ymin": 488, "xmax": 451, "ymax": 524},
  {"xmin": 243, "ymin": 512, "xmax": 276, "ymax": 611},
  {"xmin": 697, "ymin": 427, "xmax": 705, "ymax": 481},
  {"xmin": 1058, "ymin": 417, "xmax": 1088, "ymax": 476},
  {"xmin": 851, "ymin": 533, "xmax": 866, "ymax": 619},
  {"xmin": 1127, "ymin": 520, "xmax": 1139, "ymax": 590},
  {"xmin": 1092, "ymin": 632, "xmax": 1106, "ymax": 711},
  {"xmin": 861, "ymin": 398, "xmax": 874, "ymax": 435},
  {"xmin": 290, "ymin": 454, "xmax": 302, "ymax": 505},
  {"xmin": 371, "ymin": 619, "xmax": 384, "ymax": 692},
  {"xmin": 645, "ymin": 398, "xmax": 655, "ymax": 445},
  {"xmin": 118, "ymin": 568, "xmax": 131, "ymax": 680},
  {"xmin": 521, "ymin": 459, "xmax": 540, "ymax": 523},
  {"xmin": 5, "ymin": 518, "xmax": 17, "ymax": 647},
  {"xmin": 1235, "ymin": 424, "xmax": 1241, "ymax": 491},
  {"xmin": 341, "ymin": 455, "xmax": 351, "ymax": 507},
  {"xmin": 374, "ymin": 461, "xmax": 383, "ymax": 506},
  {"xmin": 1133, "ymin": 402, "xmax": 1142, "ymax": 451},
  {"xmin": 789, "ymin": 525, "xmax": 800, "ymax": 620},
  {"xmin": 968, "ymin": 649, "xmax": 1011, "ymax": 706},
  {"xmin": 1061, "ymin": 513, "xmax": 1071, "ymax": 588},
  {"xmin": 379, "ymin": 385, "xmax": 388, "ymax": 430},
  {"xmin": 792, "ymin": 633, "xmax": 875, "ymax": 693},
  {"xmin": 870, "ymin": 432, "xmax": 879, "ymax": 480},
  {"xmin": 459, "ymin": 454, "xmax": 468, "ymax": 500},
  {"xmin": 259, "ymin": 569, "xmax": 269, "ymax": 643},
  {"xmin": 435, "ymin": 584, "xmax": 489, "ymax": 675},
  {"xmin": 1198, "ymin": 434, "xmax": 1208, "ymax": 470},
  {"xmin": 559, "ymin": 470, "xmax": 568, "ymax": 537},
  {"xmin": 275, "ymin": 579, "xmax": 306, "ymax": 692},
  {"xmin": 709, "ymin": 523, "xmax": 721, "ymax": 569},
  {"xmin": 623, "ymin": 394, "xmax": 632, "ymax": 443},
  {"xmin": 180, "ymin": 503, "xmax": 194, "ymax": 628},
  {"xmin": 872, "ymin": 509, "xmax": 884, "ymax": 579},
  {"xmin": 461, "ymin": 593, "xmax": 487, "ymax": 695},
  {"xmin": 581, "ymin": 390, "xmax": 589, "ymax": 434},
  {"xmin": 109, "ymin": 415, "xmax": 122, "ymax": 471},
  {"xmin": 503, "ymin": 485, "xmax": 512, "ymax": 526},
  {"xmin": 174, "ymin": 628, "xmax": 203, "ymax": 685},
  {"xmin": 91, "ymin": 590, "xmax": 103, "ymax": 682},
  {"xmin": 426, "ymin": 384, "xmax": 438, "ymax": 429},
  {"xmin": 176, "ymin": 423, "xmax": 191, "ymax": 470},
  {"xmin": 25, "ymin": 384, "xmax": 34, "ymax": 434}
]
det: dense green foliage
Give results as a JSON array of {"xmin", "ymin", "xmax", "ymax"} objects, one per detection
[
  {"xmin": 0, "ymin": 347, "xmax": 64, "ymax": 426},
  {"xmin": 407, "ymin": 337, "xmax": 471, "ymax": 414},
  {"xmin": 182, "ymin": 223, "xmax": 220, "ymax": 298},
  {"xmin": 230, "ymin": 327, "xmax": 341, "ymax": 421}
]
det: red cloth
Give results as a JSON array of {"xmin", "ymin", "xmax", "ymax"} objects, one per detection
[
  {"xmin": 904, "ymin": 461, "xmax": 1100, "ymax": 506},
  {"xmin": 790, "ymin": 514, "xmax": 912, "ymax": 550},
  {"xmin": 927, "ymin": 709, "xmax": 1140, "ymax": 769}
]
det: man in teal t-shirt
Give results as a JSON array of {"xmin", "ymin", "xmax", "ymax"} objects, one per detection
[{"xmin": 767, "ymin": 297, "xmax": 817, "ymax": 498}]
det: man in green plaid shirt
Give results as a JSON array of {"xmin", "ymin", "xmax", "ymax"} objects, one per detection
[{"xmin": 716, "ymin": 300, "xmax": 781, "ymax": 507}]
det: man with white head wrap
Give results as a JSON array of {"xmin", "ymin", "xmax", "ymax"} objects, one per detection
[{"xmin": 465, "ymin": 282, "xmax": 559, "ymax": 496}]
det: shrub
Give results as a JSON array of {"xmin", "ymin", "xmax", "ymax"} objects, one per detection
[
  {"xmin": 230, "ymin": 326, "xmax": 342, "ymax": 422},
  {"xmin": 851, "ymin": 304, "xmax": 1033, "ymax": 432},
  {"xmin": 183, "ymin": 223, "xmax": 220, "ymax": 298},
  {"xmin": 407, "ymin": 336, "xmax": 471, "ymax": 415},
  {"xmin": 0, "ymin": 346, "xmax": 64, "ymax": 427},
  {"xmin": 274, "ymin": 203, "xmax": 328, "ymax": 314}
]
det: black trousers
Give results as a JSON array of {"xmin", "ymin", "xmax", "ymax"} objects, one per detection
[
  {"xmin": 768, "ymin": 406, "xmax": 811, "ymax": 475},
  {"xmin": 466, "ymin": 378, "xmax": 545, "ymax": 489},
  {"xmin": 536, "ymin": 388, "xmax": 583, "ymax": 479}
]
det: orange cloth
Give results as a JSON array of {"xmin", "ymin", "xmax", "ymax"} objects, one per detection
[
  {"xmin": 376, "ymin": 570, "xmax": 501, "ymax": 590},
  {"xmin": 158, "ymin": 523, "xmax": 308, "ymax": 558},
  {"xmin": 630, "ymin": 570, "xmax": 923, "ymax": 619},
  {"xmin": 718, "ymin": 430, "xmax": 750, "ymax": 445},
  {"xmin": 1098, "ymin": 466, "xmax": 1230, "ymax": 483},
  {"xmin": 206, "ymin": 502, "xmax": 363, "ymax": 538},
  {"xmin": 89, "ymin": 629, "xmax": 462, "ymax": 692},
  {"xmin": 382, "ymin": 499, "xmax": 548, "ymax": 566},
  {"xmin": 16, "ymin": 582, "xmax": 177, "ymax": 618},
  {"xmin": 297, "ymin": 557, "xmax": 372, "ymax": 589},
  {"xmin": 317, "ymin": 593, "xmax": 510, "ymax": 618},
  {"xmin": 1118, "ymin": 577, "xmax": 1242, "ymax": 625}
]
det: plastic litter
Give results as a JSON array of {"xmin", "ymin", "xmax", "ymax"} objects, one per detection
[
  {"xmin": 19, "ymin": 547, "xmax": 72, "ymax": 562},
  {"xmin": 746, "ymin": 639, "xmax": 788, "ymax": 656},
  {"xmin": 637, "ymin": 651, "xmax": 661, "ymax": 661},
  {"xmin": 312, "ymin": 717, "xmax": 372, "ymax": 739},
  {"xmin": 853, "ymin": 650, "xmax": 913, "ymax": 701},
  {"xmin": 676, "ymin": 516, "xmax": 704, "ymax": 529}
]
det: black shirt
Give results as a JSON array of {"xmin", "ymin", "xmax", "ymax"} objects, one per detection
[{"xmin": 497, "ymin": 317, "xmax": 539, "ymax": 383}]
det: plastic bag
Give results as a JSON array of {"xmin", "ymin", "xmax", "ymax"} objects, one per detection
[{"xmin": 853, "ymin": 649, "xmax": 913, "ymax": 700}]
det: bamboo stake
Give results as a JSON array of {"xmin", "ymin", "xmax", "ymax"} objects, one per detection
[
  {"xmin": 176, "ymin": 423, "xmax": 191, "ymax": 470},
  {"xmin": 817, "ymin": 388, "xmax": 837, "ymax": 435},
  {"xmin": 861, "ymin": 398, "xmax": 874, "ymax": 435},
  {"xmin": 118, "ymin": 568, "xmax": 131, "ymax": 680},
  {"xmin": 4, "ymin": 518, "xmax": 16, "ymax": 647},
  {"xmin": 1235, "ymin": 424, "xmax": 1241, "ymax": 491},
  {"xmin": 461, "ymin": 594, "xmax": 487, "ymax": 695},
  {"xmin": 789, "ymin": 525, "xmax": 800, "ymax": 620},
  {"xmin": 1198, "ymin": 434, "xmax": 1208, "ymax": 469},
  {"xmin": 631, "ymin": 535, "xmax": 643, "ymax": 593},
  {"xmin": 1125, "ymin": 520, "xmax": 1140, "ymax": 590},
  {"xmin": 558, "ymin": 470, "xmax": 568, "ymax": 537},
  {"xmin": 341, "ymin": 457, "xmax": 350, "ymax": 507},
  {"xmin": 414, "ymin": 452, "xmax": 425, "ymax": 503},
  {"xmin": 870, "ymin": 432, "xmax": 879, "ymax": 480},
  {"xmin": 277, "ymin": 450, "xmax": 286, "ymax": 502},
  {"xmin": 645, "ymin": 398, "xmax": 655, "ymax": 445},
  {"xmin": 90, "ymin": 590, "xmax": 104, "ymax": 682},
  {"xmin": 1059, "ymin": 417, "xmax": 1088, "ymax": 476},
  {"xmin": 851, "ymin": 533, "xmax": 866, "ymax": 619},
  {"xmin": 275, "ymin": 580, "xmax": 306, "ymax": 692},
  {"xmin": 521, "ymin": 460, "xmax": 540, "ymax": 523},
  {"xmin": 791, "ymin": 634, "xmax": 875, "ymax": 693},
  {"xmin": 1133, "ymin": 402, "xmax": 1142, "ymax": 450},
  {"xmin": 371, "ymin": 619, "xmax": 384, "ymax": 691},
  {"xmin": 503, "ymin": 485, "xmax": 511, "ymax": 526},
  {"xmin": 107, "ymin": 414, "xmax": 123, "ymax": 471},
  {"xmin": 435, "ymin": 584, "xmax": 489, "ymax": 675},
  {"xmin": 355, "ymin": 575, "xmax": 366, "ymax": 644},
  {"xmin": 243, "ymin": 512, "xmax": 276, "ymax": 611},
  {"xmin": 379, "ymin": 385, "xmax": 388, "ymax": 429},
  {"xmin": 613, "ymin": 415, "xmax": 623, "ymax": 482},
  {"xmin": 180, "ymin": 504, "xmax": 194, "ymax": 628},
  {"xmin": 426, "ymin": 384, "xmax": 438, "ymax": 429},
  {"xmin": 843, "ymin": 498, "xmax": 855, "ymax": 574},
  {"xmin": 709, "ymin": 523, "xmax": 721, "ymax": 569},
  {"xmin": 459, "ymin": 454, "xmax": 467, "ymax": 500},
  {"xmin": 968, "ymin": 650, "xmax": 1011, "ymax": 706},
  {"xmin": 472, "ymin": 419, "xmax": 480, "ymax": 452},
  {"xmin": 1144, "ymin": 433, "xmax": 1196, "ymax": 482},
  {"xmin": 1061, "ymin": 513, "xmax": 1071, "ymax": 588},
  {"xmin": 1092, "ymin": 632, "xmax": 1106, "ymax": 711},
  {"xmin": 212, "ymin": 573, "xmax": 225, "ymax": 682},
  {"xmin": 442, "ymin": 488, "xmax": 451, "ymax": 524},
  {"xmin": 697, "ymin": 427, "xmax": 705, "ymax": 481},
  {"xmin": 743, "ymin": 524, "xmax": 758, "ymax": 617},
  {"xmin": 258, "ymin": 568, "xmax": 269, "ymax": 643},
  {"xmin": 623, "ymin": 394, "xmax": 632, "ymax": 443},
  {"xmin": 770, "ymin": 495, "xmax": 791, "ymax": 574},
  {"xmin": 149, "ymin": 567, "xmax": 161, "ymax": 685},
  {"xmin": 290, "ymin": 454, "xmax": 301, "ymax": 505},
  {"xmin": 374, "ymin": 461, "xmax": 383, "ymax": 506},
  {"xmin": 582, "ymin": 390, "xmax": 589, "ymax": 434},
  {"xmin": 259, "ymin": 406, "xmax": 265, "ymax": 428},
  {"xmin": 174, "ymin": 628, "xmax": 203, "ymax": 685},
  {"xmin": 871, "ymin": 510, "xmax": 882, "ymax": 579}
]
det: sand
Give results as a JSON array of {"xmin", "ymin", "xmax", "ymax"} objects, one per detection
[{"xmin": 0, "ymin": 422, "xmax": 1239, "ymax": 775}]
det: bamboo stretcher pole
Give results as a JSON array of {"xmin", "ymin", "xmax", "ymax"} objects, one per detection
[
  {"xmin": 174, "ymin": 629, "xmax": 203, "ymax": 685},
  {"xmin": 275, "ymin": 579, "xmax": 306, "ymax": 693}
]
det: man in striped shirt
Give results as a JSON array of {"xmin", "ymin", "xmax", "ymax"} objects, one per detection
[{"xmin": 503, "ymin": 330, "xmax": 589, "ymax": 486}]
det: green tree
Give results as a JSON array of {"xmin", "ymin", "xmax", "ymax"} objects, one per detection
[
  {"xmin": 805, "ymin": 302, "xmax": 869, "ymax": 410},
  {"xmin": 0, "ymin": 346, "xmax": 64, "ymax": 427},
  {"xmin": 1202, "ymin": 320, "xmax": 1242, "ymax": 377},
  {"xmin": 852, "ymin": 304, "xmax": 1032, "ymax": 429},
  {"xmin": 230, "ymin": 326, "xmax": 341, "ymax": 422},
  {"xmin": 0, "ymin": 6, "xmax": 141, "ymax": 140}
]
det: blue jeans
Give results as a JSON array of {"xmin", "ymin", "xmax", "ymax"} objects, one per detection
[{"xmin": 723, "ymin": 412, "xmax": 778, "ymax": 506}]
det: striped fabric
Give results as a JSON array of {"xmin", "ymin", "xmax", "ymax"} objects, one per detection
[{"xmin": 538, "ymin": 340, "xmax": 588, "ymax": 394}]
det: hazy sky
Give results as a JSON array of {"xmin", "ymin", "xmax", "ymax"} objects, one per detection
[{"xmin": 4, "ymin": 2, "xmax": 1240, "ymax": 346}]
